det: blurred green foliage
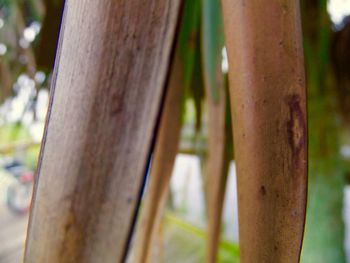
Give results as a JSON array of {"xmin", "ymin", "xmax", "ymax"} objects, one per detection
[{"xmin": 162, "ymin": 214, "xmax": 239, "ymax": 263}]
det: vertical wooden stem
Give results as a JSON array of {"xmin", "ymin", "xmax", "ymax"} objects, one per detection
[
  {"xmin": 24, "ymin": 1, "xmax": 182, "ymax": 262},
  {"xmin": 221, "ymin": 0, "xmax": 307, "ymax": 262},
  {"xmin": 204, "ymin": 77, "xmax": 227, "ymax": 263},
  {"xmin": 201, "ymin": 0, "xmax": 228, "ymax": 260},
  {"xmin": 132, "ymin": 54, "xmax": 184, "ymax": 263}
]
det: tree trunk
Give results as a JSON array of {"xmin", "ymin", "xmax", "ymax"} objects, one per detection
[
  {"xmin": 131, "ymin": 53, "xmax": 184, "ymax": 263},
  {"xmin": 221, "ymin": 0, "xmax": 308, "ymax": 262},
  {"xmin": 24, "ymin": 1, "xmax": 182, "ymax": 262}
]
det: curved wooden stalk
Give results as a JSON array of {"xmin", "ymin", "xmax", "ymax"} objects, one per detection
[
  {"xmin": 221, "ymin": 0, "xmax": 307, "ymax": 262},
  {"xmin": 204, "ymin": 85, "xmax": 233, "ymax": 263},
  {"xmin": 204, "ymin": 98, "xmax": 229, "ymax": 263},
  {"xmin": 131, "ymin": 54, "xmax": 184, "ymax": 263},
  {"xmin": 202, "ymin": 49, "xmax": 227, "ymax": 263},
  {"xmin": 201, "ymin": 1, "xmax": 229, "ymax": 261},
  {"xmin": 149, "ymin": 184, "xmax": 172, "ymax": 262},
  {"xmin": 24, "ymin": 1, "xmax": 182, "ymax": 262}
]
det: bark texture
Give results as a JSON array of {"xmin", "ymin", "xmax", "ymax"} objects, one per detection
[
  {"xmin": 24, "ymin": 1, "xmax": 182, "ymax": 262},
  {"xmin": 221, "ymin": 0, "xmax": 308, "ymax": 262}
]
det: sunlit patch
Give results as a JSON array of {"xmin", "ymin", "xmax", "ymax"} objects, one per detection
[
  {"xmin": 22, "ymin": 22, "xmax": 41, "ymax": 45},
  {"xmin": 34, "ymin": 71, "xmax": 46, "ymax": 85},
  {"xmin": 328, "ymin": 0, "xmax": 350, "ymax": 29},
  {"xmin": 0, "ymin": 43, "xmax": 7, "ymax": 55},
  {"xmin": 19, "ymin": 38, "xmax": 30, "ymax": 49},
  {"xmin": 23, "ymin": 28, "xmax": 36, "ymax": 42},
  {"xmin": 222, "ymin": 47, "xmax": 228, "ymax": 73}
]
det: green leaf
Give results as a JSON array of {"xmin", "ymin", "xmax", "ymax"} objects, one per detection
[
  {"xmin": 201, "ymin": 0, "xmax": 224, "ymax": 102},
  {"xmin": 191, "ymin": 38, "xmax": 205, "ymax": 132},
  {"xmin": 178, "ymin": 0, "xmax": 201, "ymax": 90}
]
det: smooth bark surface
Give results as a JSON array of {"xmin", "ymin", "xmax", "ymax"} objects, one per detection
[
  {"xmin": 132, "ymin": 54, "xmax": 184, "ymax": 263},
  {"xmin": 221, "ymin": 0, "xmax": 307, "ymax": 262},
  {"xmin": 24, "ymin": 1, "xmax": 182, "ymax": 262}
]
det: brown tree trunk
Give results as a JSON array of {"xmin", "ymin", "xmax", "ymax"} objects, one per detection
[
  {"xmin": 131, "ymin": 53, "xmax": 184, "ymax": 263},
  {"xmin": 221, "ymin": 0, "xmax": 308, "ymax": 262},
  {"xmin": 24, "ymin": 1, "xmax": 182, "ymax": 263}
]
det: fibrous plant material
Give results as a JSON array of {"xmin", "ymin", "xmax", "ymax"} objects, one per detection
[
  {"xmin": 24, "ymin": 0, "xmax": 182, "ymax": 262},
  {"xmin": 221, "ymin": 0, "xmax": 308, "ymax": 262}
]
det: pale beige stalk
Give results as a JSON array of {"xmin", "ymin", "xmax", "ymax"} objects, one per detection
[
  {"xmin": 24, "ymin": 0, "xmax": 182, "ymax": 262},
  {"xmin": 204, "ymin": 79, "xmax": 228, "ymax": 263}
]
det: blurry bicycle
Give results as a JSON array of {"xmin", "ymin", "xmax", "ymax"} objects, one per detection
[{"xmin": 3, "ymin": 159, "xmax": 34, "ymax": 215}]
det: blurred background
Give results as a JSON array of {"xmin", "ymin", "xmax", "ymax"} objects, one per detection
[{"xmin": 0, "ymin": 0, "xmax": 350, "ymax": 262}]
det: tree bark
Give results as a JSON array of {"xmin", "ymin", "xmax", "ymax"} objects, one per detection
[
  {"xmin": 221, "ymin": 0, "xmax": 307, "ymax": 262},
  {"xmin": 24, "ymin": 1, "xmax": 182, "ymax": 262},
  {"xmin": 131, "ymin": 53, "xmax": 184, "ymax": 263}
]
